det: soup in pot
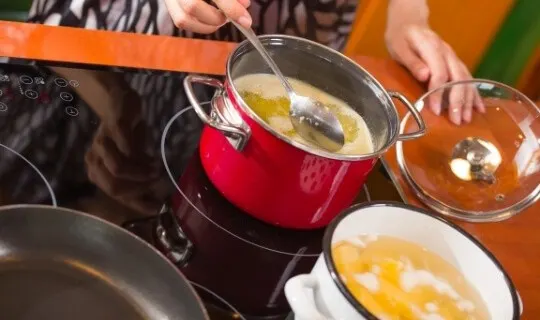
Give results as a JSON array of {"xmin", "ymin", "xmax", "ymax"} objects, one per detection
[
  {"xmin": 332, "ymin": 235, "xmax": 489, "ymax": 320},
  {"xmin": 234, "ymin": 74, "xmax": 374, "ymax": 155}
]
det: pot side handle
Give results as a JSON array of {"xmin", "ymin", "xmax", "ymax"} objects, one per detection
[
  {"xmin": 388, "ymin": 91, "xmax": 427, "ymax": 141},
  {"xmin": 156, "ymin": 204, "xmax": 194, "ymax": 267},
  {"xmin": 284, "ymin": 274, "xmax": 328, "ymax": 320},
  {"xmin": 184, "ymin": 75, "xmax": 250, "ymax": 151}
]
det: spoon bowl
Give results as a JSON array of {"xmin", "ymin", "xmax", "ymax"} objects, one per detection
[{"xmin": 289, "ymin": 95, "xmax": 346, "ymax": 151}]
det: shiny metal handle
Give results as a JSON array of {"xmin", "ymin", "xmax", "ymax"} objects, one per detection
[
  {"xmin": 183, "ymin": 75, "xmax": 250, "ymax": 151},
  {"xmin": 156, "ymin": 204, "xmax": 193, "ymax": 267},
  {"xmin": 229, "ymin": 20, "xmax": 295, "ymax": 97},
  {"xmin": 184, "ymin": 75, "xmax": 222, "ymax": 124},
  {"xmin": 389, "ymin": 91, "xmax": 427, "ymax": 141}
]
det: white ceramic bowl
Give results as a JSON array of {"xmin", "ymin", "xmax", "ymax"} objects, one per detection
[{"xmin": 285, "ymin": 202, "xmax": 521, "ymax": 320}]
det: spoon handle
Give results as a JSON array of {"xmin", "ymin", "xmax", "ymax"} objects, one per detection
[{"xmin": 229, "ymin": 20, "xmax": 296, "ymax": 96}]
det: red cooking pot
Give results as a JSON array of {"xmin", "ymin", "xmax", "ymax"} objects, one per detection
[{"xmin": 184, "ymin": 35, "xmax": 426, "ymax": 229}]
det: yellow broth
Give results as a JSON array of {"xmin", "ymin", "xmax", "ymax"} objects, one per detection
[
  {"xmin": 234, "ymin": 74, "xmax": 374, "ymax": 155},
  {"xmin": 332, "ymin": 235, "xmax": 489, "ymax": 320},
  {"xmin": 240, "ymin": 91, "xmax": 360, "ymax": 143}
]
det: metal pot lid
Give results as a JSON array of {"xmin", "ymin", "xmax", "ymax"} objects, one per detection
[{"xmin": 396, "ymin": 80, "xmax": 540, "ymax": 222}]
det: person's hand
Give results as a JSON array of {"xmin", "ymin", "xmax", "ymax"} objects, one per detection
[
  {"xmin": 84, "ymin": 86, "xmax": 167, "ymax": 217},
  {"xmin": 385, "ymin": 2, "xmax": 485, "ymax": 125},
  {"xmin": 86, "ymin": 122, "xmax": 169, "ymax": 216},
  {"xmin": 164, "ymin": 0, "xmax": 252, "ymax": 33}
]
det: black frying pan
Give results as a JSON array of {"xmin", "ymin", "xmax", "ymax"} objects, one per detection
[{"xmin": 0, "ymin": 205, "xmax": 209, "ymax": 320}]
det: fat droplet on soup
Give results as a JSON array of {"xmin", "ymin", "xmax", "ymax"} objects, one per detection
[{"xmin": 234, "ymin": 74, "xmax": 375, "ymax": 155}]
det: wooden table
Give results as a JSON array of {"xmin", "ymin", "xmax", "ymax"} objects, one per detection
[{"xmin": 1, "ymin": 21, "xmax": 538, "ymax": 318}]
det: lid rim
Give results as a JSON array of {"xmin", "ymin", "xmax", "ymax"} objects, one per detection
[
  {"xmin": 396, "ymin": 79, "xmax": 540, "ymax": 221},
  {"xmin": 398, "ymin": 141, "xmax": 540, "ymax": 221},
  {"xmin": 416, "ymin": 79, "xmax": 540, "ymax": 111}
]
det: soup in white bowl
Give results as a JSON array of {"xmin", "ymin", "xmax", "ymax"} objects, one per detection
[{"xmin": 285, "ymin": 202, "xmax": 521, "ymax": 320}]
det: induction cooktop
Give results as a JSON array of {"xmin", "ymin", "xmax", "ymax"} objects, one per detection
[{"xmin": 0, "ymin": 57, "xmax": 405, "ymax": 319}]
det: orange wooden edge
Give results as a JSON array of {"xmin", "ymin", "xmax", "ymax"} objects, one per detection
[{"xmin": 0, "ymin": 21, "xmax": 237, "ymax": 75}]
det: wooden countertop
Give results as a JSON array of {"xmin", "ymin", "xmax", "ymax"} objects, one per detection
[{"xmin": 0, "ymin": 21, "xmax": 538, "ymax": 318}]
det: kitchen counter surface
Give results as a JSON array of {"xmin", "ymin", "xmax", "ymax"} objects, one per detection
[{"xmin": 0, "ymin": 21, "xmax": 538, "ymax": 318}]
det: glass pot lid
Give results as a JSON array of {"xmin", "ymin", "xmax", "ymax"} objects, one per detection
[
  {"xmin": 396, "ymin": 80, "xmax": 540, "ymax": 222},
  {"xmin": 226, "ymin": 35, "xmax": 402, "ymax": 160}
]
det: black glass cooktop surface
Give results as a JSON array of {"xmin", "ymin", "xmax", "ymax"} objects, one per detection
[{"xmin": 0, "ymin": 57, "xmax": 405, "ymax": 320}]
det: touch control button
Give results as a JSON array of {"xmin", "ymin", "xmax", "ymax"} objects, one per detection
[
  {"xmin": 0, "ymin": 102, "xmax": 7, "ymax": 112},
  {"xmin": 65, "ymin": 106, "xmax": 79, "ymax": 117},
  {"xmin": 55, "ymin": 78, "xmax": 68, "ymax": 87},
  {"xmin": 20, "ymin": 75, "xmax": 33, "ymax": 85},
  {"xmin": 60, "ymin": 92, "xmax": 74, "ymax": 102},
  {"xmin": 69, "ymin": 80, "xmax": 80, "ymax": 87},
  {"xmin": 25, "ymin": 90, "xmax": 39, "ymax": 99}
]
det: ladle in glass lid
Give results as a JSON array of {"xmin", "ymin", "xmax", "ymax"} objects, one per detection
[{"xmin": 396, "ymin": 79, "xmax": 540, "ymax": 222}]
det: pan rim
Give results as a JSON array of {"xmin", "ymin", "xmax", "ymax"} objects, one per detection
[{"xmin": 0, "ymin": 203, "xmax": 210, "ymax": 320}]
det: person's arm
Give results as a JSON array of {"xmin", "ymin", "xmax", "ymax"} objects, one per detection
[
  {"xmin": 388, "ymin": 0, "xmax": 430, "ymax": 26},
  {"xmin": 50, "ymin": 67, "xmax": 162, "ymax": 215},
  {"xmin": 385, "ymin": 0, "xmax": 430, "ymax": 81},
  {"xmin": 384, "ymin": 0, "xmax": 484, "ymax": 125}
]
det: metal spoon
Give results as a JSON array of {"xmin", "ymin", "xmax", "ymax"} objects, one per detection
[{"xmin": 226, "ymin": 19, "xmax": 345, "ymax": 152}]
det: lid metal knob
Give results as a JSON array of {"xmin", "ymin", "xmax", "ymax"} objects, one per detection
[{"xmin": 450, "ymin": 137, "xmax": 502, "ymax": 184}]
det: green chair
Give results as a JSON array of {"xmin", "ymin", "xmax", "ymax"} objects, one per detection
[
  {"xmin": 474, "ymin": 0, "xmax": 540, "ymax": 86},
  {"xmin": 0, "ymin": 0, "xmax": 33, "ymax": 21}
]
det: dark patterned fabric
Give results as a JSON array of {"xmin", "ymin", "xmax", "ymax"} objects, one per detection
[
  {"xmin": 7, "ymin": 0, "xmax": 359, "ymax": 206},
  {"xmin": 28, "ymin": 0, "xmax": 359, "ymax": 51}
]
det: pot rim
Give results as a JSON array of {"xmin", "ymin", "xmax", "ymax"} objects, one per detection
[
  {"xmin": 225, "ymin": 34, "xmax": 400, "ymax": 161},
  {"xmin": 321, "ymin": 201, "xmax": 520, "ymax": 320}
]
